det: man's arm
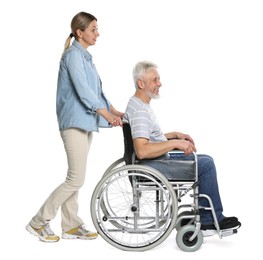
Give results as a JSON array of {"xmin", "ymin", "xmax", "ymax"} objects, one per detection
[
  {"xmin": 165, "ymin": 132, "xmax": 195, "ymax": 145},
  {"xmin": 133, "ymin": 137, "xmax": 196, "ymax": 160}
]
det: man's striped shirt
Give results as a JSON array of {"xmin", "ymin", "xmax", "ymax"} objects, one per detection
[{"xmin": 123, "ymin": 96, "xmax": 167, "ymax": 142}]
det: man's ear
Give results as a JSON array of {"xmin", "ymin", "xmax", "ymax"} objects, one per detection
[{"xmin": 137, "ymin": 79, "xmax": 144, "ymax": 89}]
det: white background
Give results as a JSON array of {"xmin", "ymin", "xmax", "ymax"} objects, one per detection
[{"xmin": 1, "ymin": 0, "xmax": 262, "ymax": 259}]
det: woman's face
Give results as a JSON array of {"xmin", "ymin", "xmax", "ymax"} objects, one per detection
[{"xmin": 77, "ymin": 20, "xmax": 100, "ymax": 48}]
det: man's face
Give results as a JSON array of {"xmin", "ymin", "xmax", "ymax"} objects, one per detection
[{"xmin": 140, "ymin": 69, "xmax": 162, "ymax": 99}]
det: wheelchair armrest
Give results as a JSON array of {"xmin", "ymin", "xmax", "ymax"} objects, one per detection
[
  {"xmin": 169, "ymin": 149, "xmax": 184, "ymax": 154},
  {"xmin": 168, "ymin": 150, "xmax": 198, "ymax": 161}
]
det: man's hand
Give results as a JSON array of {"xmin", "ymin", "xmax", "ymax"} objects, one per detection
[{"xmin": 172, "ymin": 139, "xmax": 197, "ymax": 156}]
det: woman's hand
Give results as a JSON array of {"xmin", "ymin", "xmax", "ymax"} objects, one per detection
[
  {"xmin": 97, "ymin": 108, "xmax": 123, "ymax": 127},
  {"xmin": 108, "ymin": 114, "xmax": 123, "ymax": 127}
]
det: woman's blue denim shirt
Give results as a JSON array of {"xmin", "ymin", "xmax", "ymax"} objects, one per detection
[{"xmin": 56, "ymin": 40, "xmax": 111, "ymax": 132}]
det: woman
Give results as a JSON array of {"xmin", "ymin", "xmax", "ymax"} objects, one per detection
[{"xmin": 26, "ymin": 11, "xmax": 123, "ymax": 242}]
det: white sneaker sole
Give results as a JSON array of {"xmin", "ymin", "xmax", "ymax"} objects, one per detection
[{"xmin": 62, "ymin": 233, "xmax": 98, "ymax": 240}]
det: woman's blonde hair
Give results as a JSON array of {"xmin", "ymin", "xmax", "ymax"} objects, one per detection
[{"xmin": 63, "ymin": 12, "xmax": 97, "ymax": 54}]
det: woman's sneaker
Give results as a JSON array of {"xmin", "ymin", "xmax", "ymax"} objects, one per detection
[
  {"xmin": 201, "ymin": 217, "xmax": 241, "ymax": 237},
  {"xmin": 62, "ymin": 224, "xmax": 98, "ymax": 240},
  {"xmin": 26, "ymin": 223, "xmax": 60, "ymax": 242}
]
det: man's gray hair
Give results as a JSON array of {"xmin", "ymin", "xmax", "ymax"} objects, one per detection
[{"xmin": 132, "ymin": 61, "xmax": 158, "ymax": 89}]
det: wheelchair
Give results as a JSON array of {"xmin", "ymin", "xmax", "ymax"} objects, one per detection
[{"xmin": 90, "ymin": 124, "xmax": 237, "ymax": 252}]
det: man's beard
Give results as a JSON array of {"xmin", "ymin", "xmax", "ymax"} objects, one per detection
[{"xmin": 147, "ymin": 91, "xmax": 160, "ymax": 99}]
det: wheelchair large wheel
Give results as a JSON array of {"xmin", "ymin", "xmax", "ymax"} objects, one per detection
[
  {"xmin": 100, "ymin": 159, "xmax": 171, "ymax": 231},
  {"xmin": 91, "ymin": 164, "xmax": 178, "ymax": 251},
  {"xmin": 100, "ymin": 158, "xmax": 126, "ymax": 224},
  {"xmin": 102, "ymin": 157, "xmax": 126, "ymax": 177}
]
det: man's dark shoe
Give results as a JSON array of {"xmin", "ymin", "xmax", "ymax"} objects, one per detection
[{"xmin": 201, "ymin": 217, "xmax": 241, "ymax": 237}]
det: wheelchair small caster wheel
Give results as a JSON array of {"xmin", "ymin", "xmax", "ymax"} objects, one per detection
[
  {"xmin": 175, "ymin": 211, "xmax": 194, "ymax": 231},
  {"xmin": 176, "ymin": 225, "xmax": 203, "ymax": 252}
]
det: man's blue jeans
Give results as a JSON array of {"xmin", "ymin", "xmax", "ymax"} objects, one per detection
[{"xmin": 138, "ymin": 153, "xmax": 224, "ymax": 225}]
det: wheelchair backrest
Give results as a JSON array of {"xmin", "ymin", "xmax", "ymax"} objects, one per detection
[{"xmin": 122, "ymin": 123, "xmax": 136, "ymax": 165}]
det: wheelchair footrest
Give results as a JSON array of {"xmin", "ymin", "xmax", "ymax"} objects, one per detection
[{"xmin": 220, "ymin": 228, "xmax": 238, "ymax": 237}]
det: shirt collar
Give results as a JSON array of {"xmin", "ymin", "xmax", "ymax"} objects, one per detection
[{"xmin": 72, "ymin": 40, "xmax": 92, "ymax": 60}]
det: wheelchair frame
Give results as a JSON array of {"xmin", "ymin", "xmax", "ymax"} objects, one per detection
[{"xmin": 90, "ymin": 124, "xmax": 236, "ymax": 252}]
